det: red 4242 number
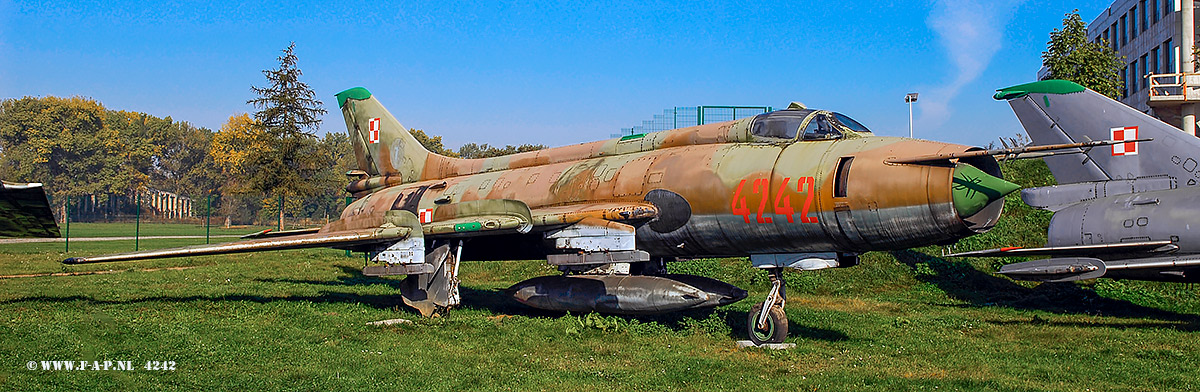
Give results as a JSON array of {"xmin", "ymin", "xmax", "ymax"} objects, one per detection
[{"xmin": 731, "ymin": 177, "xmax": 817, "ymax": 224}]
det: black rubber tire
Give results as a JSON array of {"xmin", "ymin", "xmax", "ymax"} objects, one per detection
[{"xmin": 747, "ymin": 303, "xmax": 788, "ymax": 345}]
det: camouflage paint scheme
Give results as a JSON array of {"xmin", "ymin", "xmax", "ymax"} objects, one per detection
[
  {"xmin": 63, "ymin": 86, "xmax": 1025, "ymax": 343},
  {"xmin": 336, "ymin": 88, "xmax": 1013, "ymax": 260}
]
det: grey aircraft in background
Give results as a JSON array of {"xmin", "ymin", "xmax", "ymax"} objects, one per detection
[{"xmin": 950, "ymin": 79, "xmax": 1200, "ymax": 283}]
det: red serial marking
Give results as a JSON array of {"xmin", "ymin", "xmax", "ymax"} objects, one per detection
[
  {"xmin": 772, "ymin": 177, "xmax": 794, "ymax": 223},
  {"xmin": 731, "ymin": 177, "xmax": 818, "ymax": 224},
  {"xmin": 753, "ymin": 179, "xmax": 772, "ymax": 224}
]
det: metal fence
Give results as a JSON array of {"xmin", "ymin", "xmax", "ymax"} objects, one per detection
[
  {"xmin": 49, "ymin": 190, "xmax": 352, "ymax": 254},
  {"xmin": 614, "ymin": 105, "xmax": 773, "ymax": 137}
]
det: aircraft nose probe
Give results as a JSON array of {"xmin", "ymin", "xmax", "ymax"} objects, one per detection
[{"xmin": 951, "ymin": 163, "xmax": 1020, "ymax": 217}]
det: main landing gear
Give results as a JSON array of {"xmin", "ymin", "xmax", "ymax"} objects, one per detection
[{"xmin": 748, "ymin": 267, "xmax": 788, "ymax": 345}]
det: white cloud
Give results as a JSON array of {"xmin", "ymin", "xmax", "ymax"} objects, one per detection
[{"xmin": 920, "ymin": 0, "xmax": 1025, "ymax": 129}]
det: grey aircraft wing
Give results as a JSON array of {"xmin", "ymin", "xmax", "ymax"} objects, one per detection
[
  {"xmin": 946, "ymin": 240, "xmax": 1179, "ymax": 258},
  {"xmin": 993, "ymin": 256, "xmax": 1200, "ymax": 283}
]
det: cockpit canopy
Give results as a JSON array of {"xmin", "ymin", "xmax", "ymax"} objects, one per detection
[{"xmin": 750, "ymin": 109, "xmax": 872, "ymax": 142}]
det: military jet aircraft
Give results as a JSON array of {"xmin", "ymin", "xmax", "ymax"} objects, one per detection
[
  {"xmin": 950, "ymin": 80, "xmax": 1200, "ymax": 284},
  {"xmin": 65, "ymin": 87, "xmax": 1117, "ymax": 344}
]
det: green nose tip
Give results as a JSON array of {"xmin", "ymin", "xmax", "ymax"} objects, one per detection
[{"xmin": 952, "ymin": 163, "xmax": 1020, "ymax": 217}]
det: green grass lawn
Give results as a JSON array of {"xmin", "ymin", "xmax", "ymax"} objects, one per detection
[
  {"xmin": 1, "ymin": 247, "xmax": 1197, "ymax": 391},
  {"xmin": 0, "ymin": 160, "xmax": 1197, "ymax": 390}
]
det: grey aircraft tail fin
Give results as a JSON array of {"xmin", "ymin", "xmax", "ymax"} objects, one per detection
[{"xmin": 996, "ymin": 80, "xmax": 1200, "ymax": 186}]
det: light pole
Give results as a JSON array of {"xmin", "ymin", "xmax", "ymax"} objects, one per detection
[{"xmin": 904, "ymin": 93, "xmax": 919, "ymax": 139}]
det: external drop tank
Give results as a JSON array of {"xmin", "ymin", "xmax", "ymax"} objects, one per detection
[{"xmin": 507, "ymin": 274, "xmax": 748, "ymax": 315}]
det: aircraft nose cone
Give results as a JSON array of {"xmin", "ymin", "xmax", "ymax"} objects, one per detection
[{"xmin": 951, "ymin": 163, "xmax": 1020, "ymax": 217}]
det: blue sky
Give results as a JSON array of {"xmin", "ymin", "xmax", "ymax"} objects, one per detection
[{"xmin": 0, "ymin": 1, "xmax": 1111, "ymax": 149}]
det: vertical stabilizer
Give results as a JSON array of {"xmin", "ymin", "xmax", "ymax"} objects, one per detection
[
  {"xmin": 335, "ymin": 87, "xmax": 435, "ymax": 181},
  {"xmin": 997, "ymin": 80, "xmax": 1200, "ymax": 185}
]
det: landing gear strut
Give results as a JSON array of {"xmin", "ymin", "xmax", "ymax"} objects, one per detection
[
  {"xmin": 397, "ymin": 240, "xmax": 463, "ymax": 317},
  {"xmin": 747, "ymin": 268, "xmax": 787, "ymax": 345}
]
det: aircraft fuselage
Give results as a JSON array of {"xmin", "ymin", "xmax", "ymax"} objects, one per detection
[{"xmin": 333, "ymin": 125, "xmax": 1006, "ymax": 260}]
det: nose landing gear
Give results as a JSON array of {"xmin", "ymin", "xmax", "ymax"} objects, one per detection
[{"xmin": 747, "ymin": 267, "xmax": 788, "ymax": 345}]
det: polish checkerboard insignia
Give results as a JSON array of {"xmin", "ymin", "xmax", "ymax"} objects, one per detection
[
  {"xmin": 1110, "ymin": 126, "xmax": 1138, "ymax": 156},
  {"xmin": 368, "ymin": 118, "xmax": 381, "ymax": 144}
]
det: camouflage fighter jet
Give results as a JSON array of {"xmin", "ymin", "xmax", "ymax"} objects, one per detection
[
  {"xmin": 65, "ymin": 87, "xmax": 1111, "ymax": 344},
  {"xmin": 950, "ymin": 80, "xmax": 1200, "ymax": 284}
]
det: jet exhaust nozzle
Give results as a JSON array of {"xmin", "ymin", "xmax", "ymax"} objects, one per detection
[{"xmin": 952, "ymin": 163, "xmax": 1020, "ymax": 218}]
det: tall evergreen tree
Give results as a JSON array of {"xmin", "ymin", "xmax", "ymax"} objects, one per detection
[
  {"xmin": 248, "ymin": 42, "xmax": 327, "ymax": 137},
  {"xmin": 245, "ymin": 42, "xmax": 331, "ymax": 199},
  {"xmin": 1042, "ymin": 10, "xmax": 1125, "ymax": 99},
  {"xmin": 246, "ymin": 42, "xmax": 332, "ymax": 228}
]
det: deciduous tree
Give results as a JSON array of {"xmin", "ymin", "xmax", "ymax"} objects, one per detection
[
  {"xmin": 457, "ymin": 142, "xmax": 546, "ymax": 159},
  {"xmin": 409, "ymin": 128, "xmax": 459, "ymax": 157},
  {"xmin": 154, "ymin": 121, "xmax": 221, "ymax": 198},
  {"xmin": 0, "ymin": 96, "xmax": 130, "ymax": 198},
  {"xmin": 1042, "ymin": 10, "xmax": 1125, "ymax": 99},
  {"xmin": 209, "ymin": 114, "xmax": 267, "ymax": 193}
]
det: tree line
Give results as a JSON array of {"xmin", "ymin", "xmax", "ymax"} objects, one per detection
[
  {"xmin": 0, "ymin": 95, "xmax": 354, "ymax": 223},
  {"xmin": 0, "ymin": 43, "xmax": 543, "ymax": 225}
]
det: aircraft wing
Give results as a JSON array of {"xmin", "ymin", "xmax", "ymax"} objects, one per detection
[
  {"xmin": 0, "ymin": 182, "xmax": 60, "ymax": 238},
  {"xmin": 240, "ymin": 227, "xmax": 323, "ymax": 239},
  {"xmin": 946, "ymin": 240, "xmax": 1179, "ymax": 258},
  {"xmin": 63, "ymin": 226, "xmax": 413, "ymax": 264},
  {"xmin": 60, "ymin": 200, "xmax": 660, "ymax": 265},
  {"xmin": 995, "ymin": 256, "xmax": 1200, "ymax": 283},
  {"xmin": 949, "ymin": 241, "xmax": 1195, "ymax": 283},
  {"xmin": 63, "ymin": 209, "xmax": 428, "ymax": 265}
]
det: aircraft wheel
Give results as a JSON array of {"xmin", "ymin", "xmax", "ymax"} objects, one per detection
[{"xmin": 747, "ymin": 303, "xmax": 788, "ymax": 345}]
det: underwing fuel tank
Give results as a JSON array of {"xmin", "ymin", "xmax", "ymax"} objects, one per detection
[{"xmin": 506, "ymin": 274, "xmax": 748, "ymax": 315}]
